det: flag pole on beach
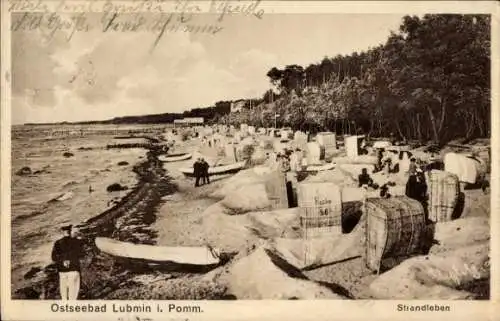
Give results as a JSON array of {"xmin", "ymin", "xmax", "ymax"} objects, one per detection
[{"xmin": 271, "ymin": 90, "xmax": 279, "ymax": 129}]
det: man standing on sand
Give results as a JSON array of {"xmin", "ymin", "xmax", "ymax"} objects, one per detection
[
  {"xmin": 51, "ymin": 225, "xmax": 85, "ymax": 300},
  {"xmin": 201, "ymin": 158, "xmax": 210, "ymax": 185},
  {"xmin": 194, "ymin": 158, "xmax": 202, "ymax": 187}
]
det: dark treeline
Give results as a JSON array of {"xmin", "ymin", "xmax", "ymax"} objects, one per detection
[
  {"xmin": 70, "ymin": 101, "xmax": 233, "ymax": 125},
  {"xmin": 46, "ymin": 15, "xmax": 490, "ymax": 147},
  {"xmin": 221, "ymin": 14, "xmax": 491, "ymax": 145}
]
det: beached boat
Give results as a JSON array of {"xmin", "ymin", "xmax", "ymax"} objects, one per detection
[
  {"xmin": 179, "ymin": 161, "xmax": 246, "ymax": 177},
  {"xmin": 331, "ymin": 155, "xmax": 378, "ymax": 165},
  {"xmin": 158, "ymin": 153, "xmax": 192, "ymax": 162},
  {"xmin": 95, "ymin": 237, "xmax": 220, "ymax": 266},
  {"xmin": 304, "ymin": 163, "xmax": 335, "ymax": 172}
]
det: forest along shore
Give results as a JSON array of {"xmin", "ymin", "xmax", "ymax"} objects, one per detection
[{"xmin": 13, "ymin": 143, "xmax": 178, "ymax": 300}]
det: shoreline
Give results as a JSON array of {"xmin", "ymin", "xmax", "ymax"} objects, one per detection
[
  {"xmin": 13, "ymin": 143, "xmax": 178, "ymax": 300},
  {"xmin": 10, "ymin": 138, "xmax": 146, "ymax": 287}
]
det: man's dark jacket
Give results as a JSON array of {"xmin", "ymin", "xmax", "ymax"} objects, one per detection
[
  {"xmin": 193, "ymin": 161, "xmax": 201, "ymax": 176},
  {"xmin": 51, "ymin": 236, "xmax": 85, "ymax": 272}
]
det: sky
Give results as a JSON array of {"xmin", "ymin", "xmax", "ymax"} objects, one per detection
[{"xmin": 11, "ymin": 12, "xmax": 405, "ymax": 124}]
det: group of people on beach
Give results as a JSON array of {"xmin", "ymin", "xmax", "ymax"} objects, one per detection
[
  {"xmin": 201, "ymin": 135, "xmax": 223, "ymax": 148},
  {"xmin": 358, "ymin": 156, "xmax": 428, "ymax": 204},
  {"xmin": 193, "ymin": 158, "xmax": 210, "ymax": 187}
]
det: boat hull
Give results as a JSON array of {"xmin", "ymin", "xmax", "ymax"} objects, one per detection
[
  {"xmin": 304, "ymin": 163, "xmax": 335, "ymax": 172},
  {"xmin": 180, "ymin": 162, "xmax": 246, "ymax": 177},
  {"xmin": 95, "ymin": 237, "xmax": 220, "ymax": 266},
  {"xmin": 158, "ymin": 153, "xmax": 192, "ymax": 162}
]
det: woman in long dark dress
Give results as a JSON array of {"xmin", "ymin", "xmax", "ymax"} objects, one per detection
[{"xmin": 405, "ymin": 174, "xmax": 418, "ymax": 200}]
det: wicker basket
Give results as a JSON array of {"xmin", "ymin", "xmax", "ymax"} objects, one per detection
[
  {"xmin": 237, "ymin": 143, "xmax": 255, "ymax": 161},
  {"xmin": 316, "ymin": 132, "xmax": 336, "ymax": 147},
  {"xmin": 265, "ymin": 170, "xmax": 289, "ymax": 210},
  {"xmin": 293, "ymin": 131, "xmax": 308, "ymax": 150},
  {"xmin": 249, "ymin": 147, "xmax": 268, "ymax": 166},
  {"xmin": 365, "ymin": 196, "xmax": 426, "ymax": 273},
  {"xmin": 298, "ymin": 182, "xmax": 342, "ymax": 238},
  {"xmin": 225, "ymin": 143, "xmax": 238, "ymax": 162},
  {"xmin": 316, "ymin": 132, "xmax": 337, "ymax": 159},
  {"xmin": 306, "ymin": 142, "xmax": 324, "ymax": 165},
  {"xmin": 290, "ymin": 151, "xmax": 305, "ymax": 172},
  {"xmin": 345, "ymin": 136, "xmax": 360, "ymax": 159},
  {"xmin": 428, "ymin": 170, "xmax": 460, "ymax": 223},
  {"xmin": 444, "ymin": 152, "xmax": 486, "ymax": 184}
]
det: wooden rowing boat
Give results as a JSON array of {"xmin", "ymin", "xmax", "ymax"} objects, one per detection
[
  {"xmin": 180, "ymin": 161, "xmax": 246, "ymax": 177},
  {"xmin": 158, "ymin": 153, "xmax": 192, "ymax": 162},
  {"xmin": 304, "ymin": 163, "xmax": 335, "ymax": 172},
  {"xmin": 95, "ymin": 237, "xmax": 220, "ymax": 266}
]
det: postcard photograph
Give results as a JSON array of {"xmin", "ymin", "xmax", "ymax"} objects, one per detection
[{"xmin": 3, "ymin": 0, "xmax": 494, "ymax": 308}]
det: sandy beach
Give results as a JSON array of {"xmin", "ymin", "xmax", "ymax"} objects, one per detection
[
  {"xmin": 120, "ymin": 135, "xmax": 490, "ymax": 300},
  {"xmin": 11, "ymin": 126, "xmax": 490, "ymax": 301},
  {"xmin": 146, "ymin": 135, "xmax": 490, "ymax": 300}
]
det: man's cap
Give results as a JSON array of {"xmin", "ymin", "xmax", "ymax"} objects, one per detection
[{"xmin": 61, "ymin": 224, "xmax": 73, "ymax": 231}]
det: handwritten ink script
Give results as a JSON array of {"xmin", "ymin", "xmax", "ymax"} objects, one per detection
[{"xmin": 8, "ymin": 0, "xmax": 265, "ymax": 49}]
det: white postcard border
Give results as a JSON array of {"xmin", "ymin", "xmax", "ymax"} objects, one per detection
[{"xmin": 1, "ymin": 1, "xmax": 499, "ymax": 320}]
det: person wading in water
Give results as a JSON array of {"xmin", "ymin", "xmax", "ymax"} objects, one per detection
[{"xmin": 51, "ymin": 225, "xmax": 85, "ymax": 300}]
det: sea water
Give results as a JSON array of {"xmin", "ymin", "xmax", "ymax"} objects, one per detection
[{"xmin": 10, "ymin": 124, "xmax": 148, "ymax": 294}]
